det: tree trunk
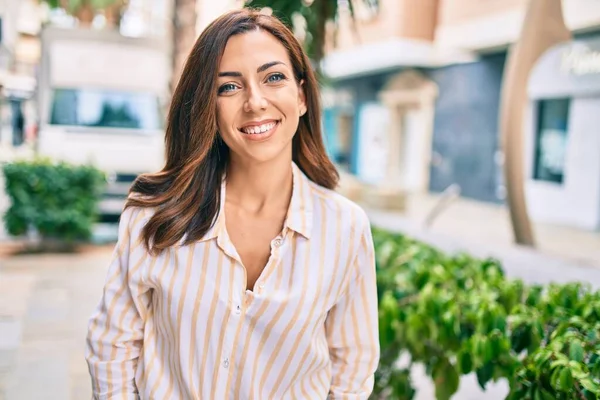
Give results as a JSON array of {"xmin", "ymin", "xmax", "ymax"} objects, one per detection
[
  {"xmin": 313, "ymin": 0, "xmax": 328, "ymax": 64},
  {"xmin": 76, "ymin": 0, "xmax": 95, "ymax": 26},
  {"xmin": 499, "ymin": 0, "xmax": 571, "ymax": 246},
  {"xmin": 171, "ymin": 0, "xmax": 198, "ymax": 92},
  {"xmin": 105, "ymin": 2, "xmax": 124, "ymax": 29}
]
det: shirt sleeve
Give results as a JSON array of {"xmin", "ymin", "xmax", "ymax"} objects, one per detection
[
  {"xmin": 326, "ymin": 212, "xmax": 380, "ymax": 399},
  {"xmin": 85, "ymin": 207, "xmax": 152, "ymax": 400}
]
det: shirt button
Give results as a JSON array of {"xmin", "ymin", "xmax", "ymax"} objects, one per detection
[
  {"xmin": 272, "ymin": 237, "xmax": 283, "ymax": 247},
  {"xmin": 223, "ymin": 358, "xmax": 229, "ymax": 369},
  {"xmin": 235, "ymin": 305, "xmax": 241, "ymax": 315}
]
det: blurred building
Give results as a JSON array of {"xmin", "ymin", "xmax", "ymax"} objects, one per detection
[
  {"xmin": 322, "ymin": 0, "xmax": 600, "ymax": 230},
  {"xmin": 0, "ymin": 0, "xmax": 39, "ymax": 148},
  {"xmin": 196, "ymin": 0, "xmax": 243, "ymax": 33}
]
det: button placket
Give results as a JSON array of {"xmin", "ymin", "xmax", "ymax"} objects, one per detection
[
  {"xmin": 271, "ymin": 236, "xmax": 284, "ymax": 248},
  {"xmin": 254, "ymin": 234, "xmax": 286, "ymax": 294}
]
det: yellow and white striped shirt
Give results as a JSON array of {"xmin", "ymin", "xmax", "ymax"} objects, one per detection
[{"xmin": 85, "ymin": 163, "xmax": 380, "ymax": 399}]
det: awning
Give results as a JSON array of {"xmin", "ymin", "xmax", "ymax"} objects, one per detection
[
  {"xmin": 321, "ymin": 38, "xmax": 477, "ymax": 80},
  {"xmin": 529, "ymin": 36, "xmax": 600, "ymax": 98}
]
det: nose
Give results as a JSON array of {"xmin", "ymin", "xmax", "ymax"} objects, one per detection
[{"xmin": 243, "ymin": 83, "xmax": 268, "ymax": 113}]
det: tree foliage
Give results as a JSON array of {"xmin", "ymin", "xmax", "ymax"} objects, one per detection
[{"xmin": 244, "ymin": 0, "xmax": 362, "ymax": 64}]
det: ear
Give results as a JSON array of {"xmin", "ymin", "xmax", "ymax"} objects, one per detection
[{"xmin": 298, "ymin": 79, "xmax": 307, "ymax": 116}]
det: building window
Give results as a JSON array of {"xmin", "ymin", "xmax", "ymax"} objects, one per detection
[
  {"xmin": 355, "ymin": 0, "xmax": 379, "ymax": 21},
  {"xmin": 533, "ymin": 98, "xmax": 570, "ymax": 184},
  {"xmin": 50, "ymin": 88, "xmax": 162, "ymax": 132}
]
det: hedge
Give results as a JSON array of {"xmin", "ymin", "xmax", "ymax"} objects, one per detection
[
  {"xmin": 3, "ymin": 159, "xmax": 106, "ymax": 244},
  {"xmin": 372, "ymin": 228, "xmax": 600, "ymax": 400}
]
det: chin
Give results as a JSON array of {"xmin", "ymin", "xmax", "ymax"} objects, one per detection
[
  {"xmin": 234, "ymin": 143, "xmax": 293, "ymax": 166},
  {"xmin": 245, "ymin": 151, "xmax": 285, "ymax": 164}
]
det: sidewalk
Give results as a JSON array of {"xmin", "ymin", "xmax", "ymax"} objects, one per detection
[
  {"xmin": 0, "ymin": 247, "xmax": 113, "ymax": 400},
  {"xmin": 366, "ymin": 191, "xmax": 600, "ymax": 269}
]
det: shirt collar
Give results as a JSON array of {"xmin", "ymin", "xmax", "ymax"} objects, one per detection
[
  {"xmin": 284, "ymin": 162, "xmax": 314, "ymax": 239},
  {"xmin": 199, "ymin": 161, "xmax": 314, "ymax": 242},
  {"xmin": 197, "ymin": 178, "xmax": 227, "ymax": 243}
]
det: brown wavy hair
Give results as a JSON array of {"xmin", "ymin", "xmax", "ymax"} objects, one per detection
[{"xmin": 126, "ymin": 8, "xmax": 339, "ymax": 254}]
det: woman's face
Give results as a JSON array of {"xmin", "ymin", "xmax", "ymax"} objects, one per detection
[{"xmin": 216, "ymin": 29, "xmax": 306, "ymax": 165}]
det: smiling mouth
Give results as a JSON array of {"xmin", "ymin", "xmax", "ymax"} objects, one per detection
[{"xmin": 238, "ymin": 120, "xmax": 280, "ymax": 136}]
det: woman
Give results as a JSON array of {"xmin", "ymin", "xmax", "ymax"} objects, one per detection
[{"xmin": 86, "ymin": 8, "xmax": 379, "ymax": 399}]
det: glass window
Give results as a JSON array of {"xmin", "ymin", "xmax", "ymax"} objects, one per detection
[
  {"xmin": 50, "ymin": 88, "xmax": 162, "ymax": 132},
  {"xmin": 352, "ymin": 0, "xmax": 379, "ymax": 21},
  {"xmin": 533, "ymin": 98, "xmax": 570, "ymax": 184}
]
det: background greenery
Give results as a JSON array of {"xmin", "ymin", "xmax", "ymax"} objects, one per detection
[
  {"xmin": 245, "ymin": 0, "xmax": 378, "ymax": 66},
  {"xmin": 3, "ymin": 160, "xmax": 106, "ymax": 244},
  {"xmin": 372, "ymin": 228, "xmax": 600, "ymax": 400}
]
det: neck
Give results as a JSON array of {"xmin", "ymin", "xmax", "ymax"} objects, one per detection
[{"xmin": 225, "ymin": 156, "xmax": 293, "ymax": 214}]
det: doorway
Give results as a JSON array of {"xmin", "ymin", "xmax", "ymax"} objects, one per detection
[{"xmin": 379, "ymin": 70, "xmax": 438, "ymax": 192}]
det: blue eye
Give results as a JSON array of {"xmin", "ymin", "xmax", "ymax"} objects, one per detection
[
  {"xmin": 218, "ymin": 83, "xmax": 237, "ymax": 94},
  {"xmin": 267, "ymin": 73, "xmax": 285, "ymax": 83}
]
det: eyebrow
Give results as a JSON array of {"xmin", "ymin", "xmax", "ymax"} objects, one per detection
[{"xmin": 218, "ymin": 61, "xmax": 285, "ymax": 77}]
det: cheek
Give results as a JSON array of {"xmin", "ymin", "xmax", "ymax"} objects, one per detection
[
  {"xmin": 215, "ymin": 105, "xmax": 238, "ymax": 150},
  {"xmin": 216, "ymin": 101, "xmax": 235, "ymax": 131},
  {"xmin": 277, "ymin": 89, "xmax": 302, "ymax": 118}
]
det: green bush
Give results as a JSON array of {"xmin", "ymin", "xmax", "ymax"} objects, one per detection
[
  {"xmin": 3, "ymin": 159, "xmax": 106, "ymax": 243},
  {"xmin": 372, "ymin": 228, "xmax": 600, "ymax": 400}
]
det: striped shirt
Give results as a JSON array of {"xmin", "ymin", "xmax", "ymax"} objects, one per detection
[{"xmin": 85, "ymin": 162, "xmax": 380, "ymax": 399}]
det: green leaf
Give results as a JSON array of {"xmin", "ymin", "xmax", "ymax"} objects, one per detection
[
  {"xmin": 534, "ymin": 350, "xmax": 553, "ymax": 369},
  {"xmin": 550, "ymin": 355, "xmax": 569, "ymax": 369},
  {"xmin": 551, "ymin": 366, "xmax": 563, "ymax": 390},
  {"xmin": 540, "ymin": 389, "xmax": 555, "ymax": 400},
  {"xmin": 433, "ymin": 358, "xmax": 460, "ymax": 400},
  {"xmin": 569, "ymin": 340, "xmax": 584, "ymax": 362},
  {"xmin": 476, "ymin": 362, "xmax": 494, "ymax": 390},
  {"xmin": 582, "ymin": 389, "xmax": 598, "ymax": 400},
  {"xmin": 378, "ymin": 291, "xmax": 400, "ymax": 349},
  {"xmin": 483, "ymin": 337, "xmax": 495, "ymax": 364},
  {"xmin": 558, "ymin": 368, "xmax": 573, "ymax": 392},
  {"xmin": 580, "ymin": 378, "xmax": 600, "ymax": 393},
  {"xmin": 511, "ymin": 324, "xmax": 532, "ymax": 353},
  {"xmin": 388, "ymin": 368, "xmax": 416, "ymax": 400},
  {"xmin": 458, "ymin": 349, "xmax": 473, "ymax": 374}
]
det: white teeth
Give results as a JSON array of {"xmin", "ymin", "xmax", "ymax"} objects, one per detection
[{"xmin": 241, "ymin": 122, "xmax": 276, "ymax": 134}]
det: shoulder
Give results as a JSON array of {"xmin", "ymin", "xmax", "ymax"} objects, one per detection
[
  {"xmin": 118, "ymin": 206, "xmax": 155, "ymax": 244},
  {"xmin": 121, "ymin": 192, "xmax": 158, "ymax": 228},
  {"xmin": 307, "ymin": 181, "xmax": 371, "ymax": 234}
]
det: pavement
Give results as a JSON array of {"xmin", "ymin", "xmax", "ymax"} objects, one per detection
[
  {"xmin": 0, "ymin": 246, "xmax": 113, "ymax": 400},
  {"xmin": 0, "ymin": 191, "xmax": 599, "ymax": 399},
  {"xmin": 366, "ymin": 204, "xmax": 600, "ymax": 290},
  {"xmin": 369, "ymin": 191, "xmax": 600, "ymax": 269}
]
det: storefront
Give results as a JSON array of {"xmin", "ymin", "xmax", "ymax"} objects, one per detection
[
  {"xmin": 321, "ymin": 42, "xmax": 507, "ymax": 205},
  {"xmin": 526, "ymin": 36, "xmax": 600, "ymax": 230}
]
